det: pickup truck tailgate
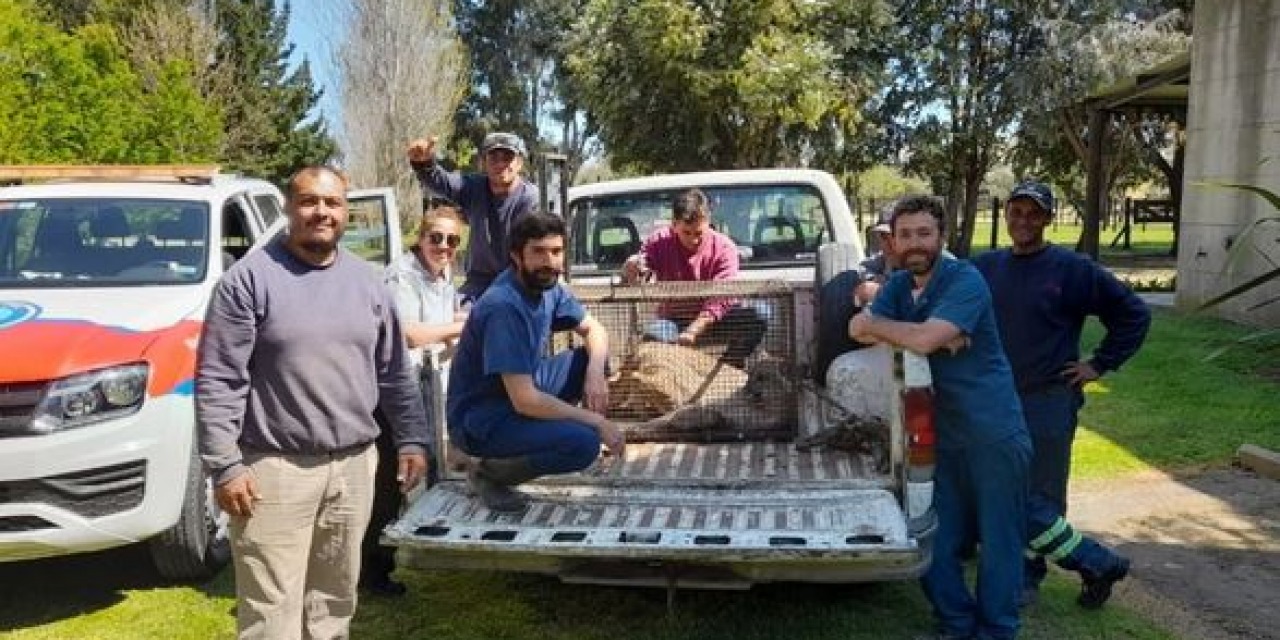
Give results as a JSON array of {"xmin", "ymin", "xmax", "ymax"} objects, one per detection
[{"xmin": 386, "ymin": 478, "xmax": 927, "ymax": 587}]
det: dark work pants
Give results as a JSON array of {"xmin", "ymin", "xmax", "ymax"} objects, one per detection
[
  {"xmin": 451, "ymin": 348, "xmax": 602, "ymax": 476},
  {"xmin": 921, "ymin": 433, "xmax": 1031, "ymax": 640},
  {"xmin": 360, "ymin": 417, "xmax": 400, "ymax": 583},
  {"xmin": 362, "ymin": 373, "xmax": 441, "ymax": 583},
  {"xmin": 1021, "ymin": 386, "xmax": 1123, "ymax": 585}
]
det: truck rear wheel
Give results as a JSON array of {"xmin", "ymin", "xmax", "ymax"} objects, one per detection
[
  {"xmin": 814, "ymin": 242, "xmax": 864, "ymax": 384},
  {"xmin": 148, "ymin": 448, "xmax": 230, "ymax": 581}
]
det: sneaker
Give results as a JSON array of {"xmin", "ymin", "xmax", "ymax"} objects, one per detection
[{"xmin": 1078, "ymin": 556, "xmax": 1130, "ymax": 609}]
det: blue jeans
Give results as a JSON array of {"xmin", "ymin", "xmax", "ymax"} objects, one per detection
[
  {"xmin": 645, "ymin": 301, "xmax": 770, "ymax": 366},
  {"xmin": 922, "ymin": 433, "xmax": 1031, "ymax": 640},
  {"xmin": 1021, "ymin": 386, "xmax": 1123, "ymax": 584},
  {"xmin": 451, "ymin": 348, "xmax": 602, "ymax": 476}
]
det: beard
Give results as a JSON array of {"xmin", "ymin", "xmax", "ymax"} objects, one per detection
[
  {"xmin": 901, "ymin": 248, "xmax": 938, "ymax": 275},
  {"xmin": 300, "ymin": 238, "xmax": 338, "ymax": 255},
  {"xmin": 291, "ymin": 221, "xmax": 343, "ymax": 256},
  {"xmin": 519, "ymin": 265, "xmax": 560, "ymax": 291}
]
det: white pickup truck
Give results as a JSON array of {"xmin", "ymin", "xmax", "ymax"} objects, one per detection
[
  {"xmin": 0, "ymin": 166, "xmax": 401, "ymax": 579},
  {"xmin": 387, "ymin": 169, "xmax": 937, "ymax": 589}
]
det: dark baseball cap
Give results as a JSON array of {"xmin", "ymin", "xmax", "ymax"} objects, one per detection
[
  {"xmin": 481, "ymin": 132, "xmax": 527, "ymax": 157},
  {"xmin": 1009, "ymin": 180, "xmax": 1055, "ymax": 215}
]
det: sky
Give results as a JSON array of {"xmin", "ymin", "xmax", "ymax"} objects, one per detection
[{"xmin": 282, "ymin": 0, "xmax": 345, "ymax": 135}]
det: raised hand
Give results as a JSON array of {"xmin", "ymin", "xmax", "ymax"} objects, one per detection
[{"xmin": 407, "ymin": 136, "xmax": 438, "ymax": 163}]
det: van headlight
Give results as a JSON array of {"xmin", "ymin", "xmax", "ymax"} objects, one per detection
[{"xmin": 31, "ymin": 364, "xmax": 150, "ymax": 433}]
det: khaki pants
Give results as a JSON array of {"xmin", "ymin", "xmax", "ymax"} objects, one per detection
[{"xmin": 230, "ymin": 445, "xmax": 377, "ymax": 640}]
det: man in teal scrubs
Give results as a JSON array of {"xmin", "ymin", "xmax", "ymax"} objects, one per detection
[{"xmin": 850, "ymin": 195, "xmax": 1031, "ymax": 640}]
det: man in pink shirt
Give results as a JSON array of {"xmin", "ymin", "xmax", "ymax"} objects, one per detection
[{"xmin": 622, "ymin": 188, "xmax": 767, "ymax": 368}]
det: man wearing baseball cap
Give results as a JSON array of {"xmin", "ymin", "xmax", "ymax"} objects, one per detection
[
  {"xmin": 975, "ymin": 180, "xmax": 1151, "ymax": 610},
  {"xmin": 407, "ymin": 131, "xmax": 540, "ymax": 300}
]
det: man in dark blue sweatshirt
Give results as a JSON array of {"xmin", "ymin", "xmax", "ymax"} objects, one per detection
[
  {"xmin": 406, "ymin": 132, "xmax": 539, "ymax": 301},
  {"xmin": 974, "ymin": 181, "xmax": 1151, "ymax": 610}
]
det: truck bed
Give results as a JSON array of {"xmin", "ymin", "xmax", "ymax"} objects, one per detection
[{"xmin": 574, "ymin": 441, "xmax": 886, "ymax": 485}]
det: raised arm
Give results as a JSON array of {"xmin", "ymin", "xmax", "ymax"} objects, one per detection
[{"xmin": 407, "ymin": 135, "xmax": 466, "ymax": 200}]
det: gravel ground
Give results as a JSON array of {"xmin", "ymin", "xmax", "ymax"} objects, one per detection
[{"xmin": 1067, "ymin": 466, "xmax": 1280, "ymax": 640}]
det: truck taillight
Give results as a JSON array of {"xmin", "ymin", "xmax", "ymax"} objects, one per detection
[
  {"xmin": 902, "ymin": 352, "xmax": 936, "ymax": 479},
  {"xmin": 903, "ymin": 386, "xmax": 936, "ymax": 467}
]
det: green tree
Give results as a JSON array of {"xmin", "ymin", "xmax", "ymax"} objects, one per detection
[
  {"xmin": 564, "ymin": 0, "xmax": 891, "ymax": 173},
  {"xmin": 206, "ymin": 0, "xmax": 336, "ymax": 184},
  {"xmin": 452, "ymin": 0, "xmax": 597, "ymax": 180},
  {"xmin": 1011, "ymin": 5, "xmax": 1189, "ymax": 254},
  {"xmin": 0, "ymin": 0, "xmax": 220, "ymax": 164},
  {"xmin": 884, "ymin": 0, "xmax": 1083, "ymax": 256}
]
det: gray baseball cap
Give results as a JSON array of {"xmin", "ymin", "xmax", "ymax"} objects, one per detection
[{"xmin": 481, "ymin": 132, "xmax": 527, "ymax": 157}]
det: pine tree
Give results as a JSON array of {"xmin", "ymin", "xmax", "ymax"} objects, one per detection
[{"xmin": 209, "ymin": 0, "xmax": 336, "ymax": 184}]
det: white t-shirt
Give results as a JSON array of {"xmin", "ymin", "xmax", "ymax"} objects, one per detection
[{"xmin": 383, "ymin": 251, "xmax": 458, "ymax": 369}]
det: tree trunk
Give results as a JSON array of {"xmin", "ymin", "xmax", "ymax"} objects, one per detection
[{"xmin": 956, "ymin": 163, "xmax": 983, "ymax": 258}]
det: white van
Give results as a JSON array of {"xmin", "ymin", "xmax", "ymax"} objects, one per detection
[{"xmin": 0, "ymin": 166, "xmax": 399, "ymax": 579}]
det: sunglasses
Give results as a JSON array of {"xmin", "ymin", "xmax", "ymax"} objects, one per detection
[{"xmin": 426, "ymin": 232, "xmax": 462, "ymax": 248}]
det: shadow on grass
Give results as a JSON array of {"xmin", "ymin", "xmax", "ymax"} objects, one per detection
[{"xmin": 0, "ymin": 543, "xmax": 233, "ymax": 632}]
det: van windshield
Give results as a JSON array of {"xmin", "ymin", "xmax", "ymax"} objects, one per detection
[
  {"xmin": 0, "ymin": 198, "xmax": 210, "ymax": 287},
  {"xmin": 569, "ymin": 184, "xmax": 830, "ymax": 270}
]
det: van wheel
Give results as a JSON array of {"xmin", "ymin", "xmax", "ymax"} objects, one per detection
[
  {"xmin": 148, "ymin": 449, "xmax": 230, "ymax": 580},
  {"xmin": 814, "ymin": 243, "xmax": 864, "ymax": 384}
]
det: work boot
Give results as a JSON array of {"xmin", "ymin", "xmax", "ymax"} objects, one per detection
[
  {"xmin": 467, "ymin": 457, "xmax": 540, "ymax": 513},
  {"xmin": 1078, "ymin": 556, "xmax": 1131, "ymax": 609},
  {"xmin": 359, "ymin": 573, "xmax": 408, "ymax": 597}
]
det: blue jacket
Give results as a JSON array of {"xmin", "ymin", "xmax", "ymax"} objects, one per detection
[{"xmin": 973, "ymin": 244, "xmax": 1150, "ymax": 392}]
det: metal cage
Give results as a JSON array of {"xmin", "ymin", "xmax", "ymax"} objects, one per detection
[{"xmin": 565, "ymin": 279, "xmax": 797, "ymax": 443}]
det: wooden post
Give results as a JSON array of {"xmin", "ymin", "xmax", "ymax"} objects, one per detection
[
  {"xmin": 990, "ymin": 197, "xmax": 1000, "ymax": 250},
  {"xmin": 1124, "ymin": 198, "xmax": 1133, "ymax": 250}
]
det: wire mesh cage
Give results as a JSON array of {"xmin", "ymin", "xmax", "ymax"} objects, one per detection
[{"xmin": 565, "ymin": 279, "xmax": 798, "ymax": 443}]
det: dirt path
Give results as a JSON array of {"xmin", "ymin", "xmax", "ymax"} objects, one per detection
[{"xmin": 1067, "ymin": 466, "xmax": 1280, "ymax": 640}]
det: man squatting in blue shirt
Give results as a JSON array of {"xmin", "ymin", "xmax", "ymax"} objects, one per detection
[
  {"xmin": 447, "ymin": 212, "xmax": 626, "ymax": 513},
  {"xmin": 849, "ymin": 195, "xmax": 1032, "ymax": 640},
  {"xmin": 975, "ymin": 181, "xmax": 1149, "ymax": 609}
]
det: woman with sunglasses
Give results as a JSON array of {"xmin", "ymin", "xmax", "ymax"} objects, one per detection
[{"xmin": 362, "ymin": 204, "xmax": 467, "ymax": 596}]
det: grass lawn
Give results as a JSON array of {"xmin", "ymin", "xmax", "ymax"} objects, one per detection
[
  {"xmin": 969, "ymin": 219, "xmax": 1176, "ymax": 258},
  {"xmin": 1, "ymin": 310, "xmax": 1270, "ymax": 640},
  {"xmin": 1073, "ymin": 309, "xmax": 1278, "ymax": 478},
  {"xmin": 0, "ymin": 551, "xmax": 1174, "ymax": 640}
]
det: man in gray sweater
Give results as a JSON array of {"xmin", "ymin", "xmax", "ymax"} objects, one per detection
[{"xmin": 197, "ymin": 166, "xmax": 430, "ymax": 639}]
